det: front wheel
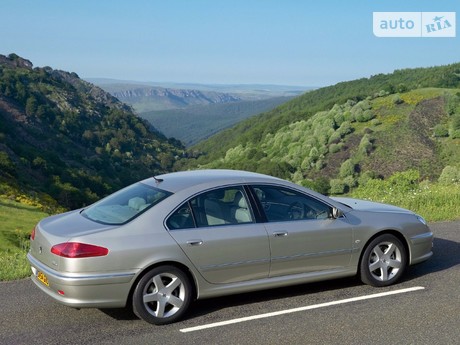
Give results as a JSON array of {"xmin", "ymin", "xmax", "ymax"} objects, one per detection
[
  {"xmin": 360, "ymin": 234, "xmax": 407, "ymax": 287},
  {"xmin": 132, "ymin": 266, "xmax": 192, "ymax": 325}
]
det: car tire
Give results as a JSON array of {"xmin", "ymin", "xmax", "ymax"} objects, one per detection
[
  {"xmin": 132, "ymin": 265, "xmax": 192, "ymax": 325},
  {"xmin": 360, "ymin": 234, "xmax": 407, "ymax": 287}
]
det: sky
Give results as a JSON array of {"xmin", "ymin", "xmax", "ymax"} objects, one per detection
[{"xmin": 1, "ymin": 0, "xmax": 459, "ymax": 87}]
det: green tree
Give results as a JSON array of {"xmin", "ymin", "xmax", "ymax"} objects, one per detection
[
  {"xmin": 0, "ymin": 151, "xmax": 15, "ymax": 176},
  {"xmin": 25, "ymin": 96, "xmax": 38, "ymax": 116},
  {"xmin": 330, "ymin": 179, "xmax": 346, "ymax": 194},
  {"xmin": 339, "ymin": 159, "xmax": 355, "ymax": 178},
  {"xmin": 359, "ymin": 134, "xmax": 373, "ymax": 155}
]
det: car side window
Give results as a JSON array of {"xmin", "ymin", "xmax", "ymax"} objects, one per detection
[
  {"xmin": 166, "ymin": 203, "xmax": 195, "ymax": 230},
  {"xmin": 251, "ymin": 185, "xmax": 332, "ymax": 222},
  {"xmin": 183, "ymin": 186, "xmax": 255, "ymax": 228}
]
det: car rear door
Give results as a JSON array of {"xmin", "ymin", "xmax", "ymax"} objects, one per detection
[{"xmin": 167, "ymin": 186, "xmax": 270, "ymax": 284}]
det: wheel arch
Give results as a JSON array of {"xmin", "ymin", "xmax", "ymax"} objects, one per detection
[
  {"xmin": 357, "ymin": 229, "xmax": 410, "ymax": 278},
  {"xmin": 126, "ymin": 261, "xmax": 198, "ymax": 307}
]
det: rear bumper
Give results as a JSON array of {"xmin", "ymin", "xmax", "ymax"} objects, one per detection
[{"xmin": 27, "ymin": 253, "xmax": 136, "ymax": 308}]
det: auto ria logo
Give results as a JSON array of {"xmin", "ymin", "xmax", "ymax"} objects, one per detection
[{"xmin": 373, "ymin": 12, "xmax": 456, "ymax": 37}]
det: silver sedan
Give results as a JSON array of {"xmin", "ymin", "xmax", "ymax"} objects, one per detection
[{"xmin": 28, "ymin": 169, "xmax": 433, "ymax": 325}]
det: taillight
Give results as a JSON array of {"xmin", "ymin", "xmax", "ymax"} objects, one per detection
[
  {"xmin": 51, "ymin": 242, "xmax": 109, "ymax": 258},
  {"xmin": 31, "ymin": 226, "xmax": 36, "ymax": 241}
]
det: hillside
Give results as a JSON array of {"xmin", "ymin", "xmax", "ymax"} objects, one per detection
[
  {"xmin": 0, "ymin": 54, "xmax": 183, "ymax": 209},
  {"xmin": 187, "ymin": 63, "xmax": 460, "ymax": 167},
  {"xmin": 180, "ymin": 63, "xmax": 460, "ymax": 193},
  {"xmin": 140, "ymin": 96, "xmax": 293, "ymax": 146}
]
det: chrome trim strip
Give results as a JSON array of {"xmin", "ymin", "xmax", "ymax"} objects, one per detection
[
  {"xmin": 199, "ymin": 258, "xmax": 270, "ymax": 272},
  {"xmin": 271, "ymin": 248, "xmax": 352, "ymax": 262}
]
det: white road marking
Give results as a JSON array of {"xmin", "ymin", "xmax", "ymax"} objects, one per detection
[{"xmin": 180, "ymin": 286, "xmax": 425, "ymax": 333}]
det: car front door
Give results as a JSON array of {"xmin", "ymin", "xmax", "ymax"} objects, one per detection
[
  {"xmin": 251, "ymin": 185, "xmax": 353, "ymax": 277},
  {"xmin": 167, "ymin": 186, "xmax": 270, "ymax": 284}
]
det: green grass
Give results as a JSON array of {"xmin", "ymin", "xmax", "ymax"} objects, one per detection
[
  {"xmin": 350, "ymin": 180, "xmax": 460, "ymax": 222},
  {"xmin": 0, "ymin": 197, "xmax": 49, "ymax": 281}
]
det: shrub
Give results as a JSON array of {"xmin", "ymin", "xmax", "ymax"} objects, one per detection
[
  {"xmin": 309, "ymin": 147, "xmax": 319, "ymax": 161},
  {"xmin": 343, "ymin": 111, "xmax": 354, "ymax": 122},
  {"xmin": 388, "ymin": 169, "xmax": 420, "ymax": 192},
  {"xmin": 329, "ymin": 143, "xmax": 342, "ymax": 154},
  {"xmin": 318, "ymin": 145, "xmax": 328, "ymax": 156},
  {"xmin": 339, "ymin": 159, "xmax": 355, "ymax": 178},
  {"xmin": 450, "ymin": 129, "xmax": 460, "ymax": 139},
  {"xmin": 438, "ymin": 166, "xmax": 460, "ymax": 184},
  {"xmin": 343, "ymin": 175, "xmax": 357, "ymax": 189},
  {"xmin": 377, "ymin": 90, "xmax": 389, "ymax": 97},
  {"xmin": 446, "ymin": 93, "xmax": 460, "ymax": 116},
  {"xmin": 433, "ymin": 124, "xmax": 449, "ymax": 137},
  {"xmin": 315, "ymin": 159, "xmax": 325, "ymax": 170},
  {"xmin": 356, "ymin": 110, "xmax": 375, "ymax": 123},
  {"xmin": 450, "ymin": 114, "xmax": 460, "ymax": 138},
  {"xmin": 337, "ymin": 121, "xmax": 352, "ymax": 136},
  {"xmin": 300, "ymin": 177, "xmax": 330, "ymax": 195},
  {"xmin": 359, "ymin": 134, "xmax": 373, "ymax": 155},
  {"xmin": 330, "ymin": 179, "xmax": 346, "ymax": 194},
  {"xmin": 370, "ymin": 118, "xmax": 381, "ymax": 126},
  {"xmin": 328, "ymin": 131, "xmax": 342, "ymax": 144},
  {"xmin": 358, "ymin": 170, "xmax": 377, "ymax": 187},
  {"xmin": 359, "ymin": 100, "xmax": 372, "ymax": 110},
  {"xmin": 333, "ymin": 113, "xmax": 345, "ymax": 127},
  {"xmin": 392, "ymin": 94, "xmax": 404, "ymax": 105}
]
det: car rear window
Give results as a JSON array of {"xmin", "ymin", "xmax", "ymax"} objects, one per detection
[{"xmin": 82, "ymin": 182, "xmax": 171, "ymax": 225}]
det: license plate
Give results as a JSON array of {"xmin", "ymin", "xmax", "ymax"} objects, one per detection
[{"xmin": 37, "ymin": 271, "xmax": 49, "ymax": 287}]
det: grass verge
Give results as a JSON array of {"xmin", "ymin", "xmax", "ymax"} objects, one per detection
[{"xmin": 0, "ymin": 197, "xmax": 49, "ymax": 281}]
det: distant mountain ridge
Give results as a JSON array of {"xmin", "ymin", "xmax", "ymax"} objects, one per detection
[
  {"xmin": 113, "ymin": 87, "xmax": 241, "ymax": 103},
  {"xmin": 110, "ymin": 86, "xmax": 242, "ymax": 111},
  {"xmin": 91, "ymin": 79, "xmax": 310, "ymax": 113}
]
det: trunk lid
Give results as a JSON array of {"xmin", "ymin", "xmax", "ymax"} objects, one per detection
[{"xmin": 29, "ymin": 209, "xmax": 115, "ymax": 271}]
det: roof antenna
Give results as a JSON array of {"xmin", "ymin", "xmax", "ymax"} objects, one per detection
[{"xmin": 153, "ymin": 176, "xmax": 164, "ymax": 183}]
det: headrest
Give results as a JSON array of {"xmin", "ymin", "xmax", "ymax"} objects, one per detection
[
  {"xmin": 234, "ymin": 191, "xmax": 247, "ymax": 208},
  {"xmin": 128, "ymin": 197, "xmax": 146, "ymax": 210}
]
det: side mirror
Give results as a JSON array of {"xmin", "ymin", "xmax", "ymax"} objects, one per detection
[{"xmin": 332, "ymin": 207, "xmax": 344, "ymax": 219}]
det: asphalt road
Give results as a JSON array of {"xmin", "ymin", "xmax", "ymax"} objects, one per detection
[{"xmin": 1, "ymin": 221, "xmax": 459, "ymax": 345}]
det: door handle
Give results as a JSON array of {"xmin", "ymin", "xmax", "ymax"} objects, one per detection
[
  {"xmin": 273, "ymin": 231, "xmax": 288, "ymax": 237},
  {"xmin": 187, "ymin": 240, "xmax": 203, "ymax": 246}
]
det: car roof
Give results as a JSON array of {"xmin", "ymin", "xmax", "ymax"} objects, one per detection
[{"xmin": 141, "ymin": 169, "xmax": 283, "ymax": 193}]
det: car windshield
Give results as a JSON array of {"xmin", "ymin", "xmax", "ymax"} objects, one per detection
[{"xmin": 82, "ymin": 182, "xmax": 171, "ymax": 225}]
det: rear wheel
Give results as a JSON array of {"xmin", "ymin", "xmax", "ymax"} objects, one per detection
[
  {"xmin": 132, "ymin": 266, "xmax": 192, "ymax": 325},
  {"xmin": 360, "ymin": 234, "xmax": 407, "ymax": 287}
]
